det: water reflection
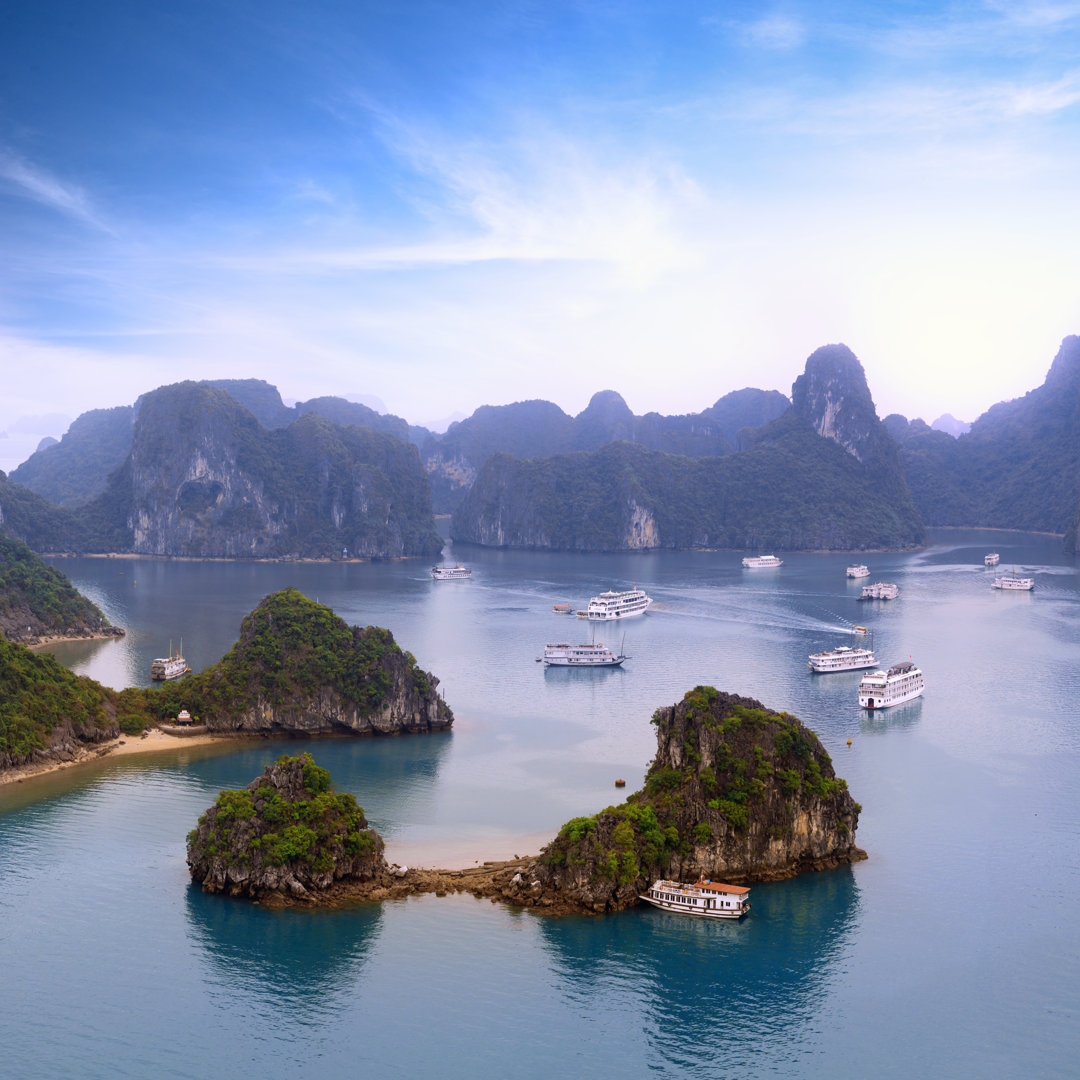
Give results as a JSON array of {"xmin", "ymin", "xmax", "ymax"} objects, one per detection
[
  {"xmin": 537, "ymin": 867, "xmax": 860, "ymax": 1065},
  {"xmin": 858, "ymin": 699, "xmax": 923, "ymax": 735},
  {"xmin": 185, "ymin": 884, "xmax": 383, "ymax": 1019}
]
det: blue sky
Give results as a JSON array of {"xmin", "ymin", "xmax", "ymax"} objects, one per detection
[{"xmin": 2, "ymin": 0, "xmax": 1080, "ymax": 471}]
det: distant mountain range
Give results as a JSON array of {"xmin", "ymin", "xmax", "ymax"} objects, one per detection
[{"xmin": 2, "ymin": 336, "xmax": 1079, "ymax": 558}]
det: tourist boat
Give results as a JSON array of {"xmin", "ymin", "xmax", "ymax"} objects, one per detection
[
  {"xmin": 552, "ymin": 603, "xmax": 574, "ymax": 614},
  {"xmin": 539, "ymin": 642, "xmax": 628, "ymax": 667},
  {"xmin": 858, "ymin": 581, "xmax": 899, "ymax": 600},
  {"xmin": 431, "ymin": 565, "xmax": 472, "ymax": 579},
  {"xmin": 984, "ymin": 553, "xmax": 1000, "ymax": 567},
  {"xmin": 150, "ymin": 645, "xmax": 189, "ymax": 681},
  {"xmin": 575, "ymin": 587, "xmax": 652, "ymax": 620},
  {"xmin": 808, "ymin": 626, "xmax": 876, "ymax": 673},
  {"xmin": 858, "ymin": 660, "xmax": 924, "ymax": 709},
  {"xmin": 742, "ymin": 554, "xmax": 783, "ymax": 568},
  {"xmin": 639, "ymin": 877, "xmax": 751, "ymax": 919},
  {"xmin": 846, "ymin": 564, "xmax": 870, "ymax": 578},
  {"xmin": 992, "ymin": 571, "xmax": 1034, "ymax": 591}
]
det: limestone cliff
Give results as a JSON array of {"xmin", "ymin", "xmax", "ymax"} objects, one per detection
[
  {"xmin": 104, "ymin": 382, "xmax": 442, "ymax": 558},
  {"xmin": 186, "ymin": 753, "xmax": 388, "ymax": 899},
  {"xmin": 502, "ymin": 687, "xmax": 864, "ymax": 914},
  {"xmin": 156, "ymin": 588, "xmax": 454, "ymax": 738}
]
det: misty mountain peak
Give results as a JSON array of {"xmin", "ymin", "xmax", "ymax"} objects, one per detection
[{"xmin": 791, "ymin": 344, "xmax": 880, "ymax": 463}]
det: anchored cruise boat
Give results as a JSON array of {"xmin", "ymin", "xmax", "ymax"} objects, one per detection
[
  {"xmin": 846, "ymin": 564, "xmax": 870, "ymax": 578},
  {"xmin": 742, "ymin": 554, "xmax": 783, "ymax": 568},
  {"xmin": 150, "ymin": 645, "xmax": 189, "ymax": 681},
  {"xmin": 984, "ymin": 552, "xmax": 1000, "ymax": 567},
  {"xmin": 575, "ymin": 587, "xmax": 652, "ymax": 621},
  {"xmin": 431, "ymin": 565, "xmax": 472, "ymax": 579},
  {"xmin": 808, "ymin": 626, "xmax": 876, "ymax": 673},
  {"xmin": 992, "ymin": 571, "xmax": 1034, "ymax": 591},
  {"xmin": 640, "ymin": 877, "xmax": 751, "ymax": 919},
  {"xmin": 539, "ymin": 642, "xmax": 628, "ymax": 667},
  {"xmin": 859, "ymin": 581, "xmax": 899, "ymax": 600},
  {"xmin": 858, "ymin": 660, "xmax": 924, "ymax": 709}
]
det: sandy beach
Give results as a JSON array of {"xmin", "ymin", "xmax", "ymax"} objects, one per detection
[{"xmin": 0, "ymin": 727, "xmax": 250, "ymax": 786}]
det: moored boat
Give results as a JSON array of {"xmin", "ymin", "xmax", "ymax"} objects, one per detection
[
  {"xmin": 552, "ymin": 603, "xmax": 574, "ymax": 614},
  {"xmin": 858, "ymin": 582, "xmax": 899, "ymax": 600},
  {"xmin": 992, "ymin": 571, "xmax": 1034, "ymax": 591},
  {"xmin": 150, "ymin": 646, "xmax": 189, "ymax": 681},
  {"xmin": 808, "ymin": 626, "xmax": 876, "ymax": 673},
  {"xmin": 846, "ymin": 564, "xmax": 870, "ymax": 578},
  {"xmin": 431, "ymin": 565, "xmax": 472, "ymax": 579},
  {"xmin": 984, "ymin": 553, "xmax": 1000, "ymax": 567},
  {"xmin": 858, "ymin": 660, "xmax": 924, "ymax": 709},
  {"xmin": 575, "ymin": 587, "xmax": 652, "ymax": 621},
  {"xmin": 742, "ymin": 554, "xmax": 783, "ymax": 568},
  {"xmin": 539, "ymin": 641, "xmax": 628, "ymax": 667},
  {"xmin": 640, "ymin": 877, "xmax": 750, "ymax": 918}
]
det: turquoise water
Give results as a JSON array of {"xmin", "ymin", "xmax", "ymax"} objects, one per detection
[{"xmin": 1, "ymin": 531, "xmax": 1077, "ymax": 1077}]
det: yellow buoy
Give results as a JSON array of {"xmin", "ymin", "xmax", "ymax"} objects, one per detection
[{"xmin": 846, "ymin": 737, "xmax": 852, "ymax": 746}]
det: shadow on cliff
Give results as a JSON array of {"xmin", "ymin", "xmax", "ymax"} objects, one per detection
[
  {"xmin": 535, "ymin": 865, "xmax": 861, "ymax": 1053},
  {"xmin": 185, "ymin": 882, "xmax": 384, "ymax": 1016}
]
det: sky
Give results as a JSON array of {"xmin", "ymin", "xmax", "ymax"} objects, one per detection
[{"xmin": 2, "ymin": 0, "xmax": 1080, "ymax": 473}]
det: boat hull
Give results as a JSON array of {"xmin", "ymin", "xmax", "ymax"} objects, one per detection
[
  {"xmin": 543, "ymin": 657, "xmax": 625, "ymax": 667},
  {"xmin": 859, "ymin": 684, "xmax": 923, "ymax": 709},
  {"xmin": 638, "ymin": 894, "xmax": 750, "ymax": 919}
]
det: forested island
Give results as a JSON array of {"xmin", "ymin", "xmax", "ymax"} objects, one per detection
[
  {"xmin": 187, "ymin": 686, "xmax": 863, "ymax": 914},
  {"xmin": 0, "ymin": 588, "xmax": 450, "ymax": 776}
]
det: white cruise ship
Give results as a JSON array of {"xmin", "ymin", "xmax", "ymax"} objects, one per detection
[
  {"xmin": 640, "ymin": 877, "xmax": 750, "ymax": 919},
  {"xmin": 846, "ymin": 564, "xmax": 870, "ymax": 578},
  {"xmin": 992, "ymin": 572, "xmax": 1034, "ymax": 591},
  {"xmin": 858, "ymin": 660, "xmax": 924, "ymax": 709},
  {"xmin": 984, "ymin": 552, "xmax": 1000, "ymax": 567},
  {"xmin": 540, "ymin": 642, "xmax": 627, "ymax": 667},
  {"xmin": 859, "ymin": 581, "xmax": 899, "ymax": 600},
  {"xmin": 742, "ymin": 554, "xmax": 783, "ymax": 568},
  {"xmin": 431, "ymin": 565, "xmax": 472, "ymax": 579},
  {"xmin": 808, "ymin": 626, "xmax": 876, "ymax": 673},
  {"xmin": 575, "ymin": 588, "xmax": 652, "ymax": 621},
  {"xmin": 150, "ymin": 648, "xmax": 189, "ymax": 681}
]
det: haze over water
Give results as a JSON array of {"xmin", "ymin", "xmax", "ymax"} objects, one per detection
[{"xmin": 1, "ymin": 529, "xmax": 1077, "ymax": 1078}]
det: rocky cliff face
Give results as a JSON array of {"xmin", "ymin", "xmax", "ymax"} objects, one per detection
[
  {"xmin": 108, "ymin": 382, "xmax": 441, "ymax": 558},
  {"xmin": 509, "ymin": 687, "xmax": 864, "ymax": 914},
  {"xmin": 791, "ymin": 343, "xmax": 901, "ymax": 472},
  {"xmin": 173, "ymin": 588, "xmax": 454, "ymax": 738},
  {"xmin": 186, "ymin": 753, "xmax": 388, "ymax": 899}
]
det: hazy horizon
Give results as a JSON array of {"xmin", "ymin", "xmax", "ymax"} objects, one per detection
[{"xmin": 3, "ymin": 1, "xmax": 1079, "ymax": 473}]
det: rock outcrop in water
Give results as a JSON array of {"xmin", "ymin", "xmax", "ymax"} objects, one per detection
[
  {"xmin": 151, "ymin": 588, "xmax": 453, "ymax": 737},
  {"xmin": 186, "ymin": 753, "xmax": 388, "ymax": 898},
  {"xmin": 496, "ymin": 687, "xmax": 865, "ymax": 913}
]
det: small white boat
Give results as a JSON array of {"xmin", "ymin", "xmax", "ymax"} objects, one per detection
[
  {"xmin": 575, "ymin": 587, "xmax": 652, "ymax": 621},
  {"xmin": 150, "ymin": 645, "xmax": 189, "ymax": 681},
  {"xmin": 859, "ymin": 582, "xmax": 899, "ymax": 600},
  {"xmin": 984, "ymin": 553, "xmax": 1000, "ymax": 567},
  {"xmin": 539, "ymin": 641, "xmax": 627, "ymax": 667},
  {"xmin": 640, "ymin": 877, "xmax": 750, "ymax": 919},
  {"xmin": 431, "ymin": 565, "xmax": 472, "ymax": 579},
  {"xmin": 809, "ymin": 626, "xmax": 876, "ymax": 673},
  {"xmin": 846, "ymin": 564, "xmax": 870, "ymax": 578},
  {"xmin": 992, "ymin": 571, "xmax": 1034, "ymax": 591},
  {"xmin": 742, "ymin": 554, "xmax": 783, "ymax": 568},
  {"xmin": 858, "ymin": 660, "xmax": 924, "ymax": 709}
]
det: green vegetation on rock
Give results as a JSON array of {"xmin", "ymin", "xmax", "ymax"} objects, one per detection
[
  {"xmin": 535, "ymin": 687, "xmax": 863, "ymax": 911},
  {"xmin": 0, "ymin": 534, "xmax": 115, "ymax": 642},
  {"xmin": 0, "ymin": 636, "xmax": 115, "ymax": 766},
  {"xmin": 186, "ymin": 752, "xmax": 386, "ymax": 897}
]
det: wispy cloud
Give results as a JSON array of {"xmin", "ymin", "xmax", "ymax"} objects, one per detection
[
  {"xmin": 737, "ymin": 14, "xmax": 807, "ymax": 51},
  {"xmin": 0, "ymin": 148, "xmax": 116, "ymax": 235}
]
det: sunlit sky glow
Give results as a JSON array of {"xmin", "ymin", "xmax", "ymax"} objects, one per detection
[{"xmin": 2, "ymin": 0, "xmax": 1079, "ymax": 472}]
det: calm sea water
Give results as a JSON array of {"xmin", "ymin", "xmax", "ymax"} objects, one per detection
[{"xmin": 1, "ymin": 530, "xmax": 1077, "ymax": 1078}]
